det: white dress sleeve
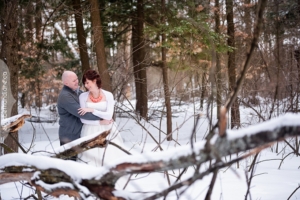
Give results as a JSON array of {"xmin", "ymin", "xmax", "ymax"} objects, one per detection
[
  {"xmin": 91, "ymin": 89, "xmax": 115, "ymax": 120},
  {"xmin": 79, "ymin": 92, "xmax": 100, "ymax": 125}
]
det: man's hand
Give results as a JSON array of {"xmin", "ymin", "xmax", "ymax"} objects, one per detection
[
  {"xmin": 100, "ymin": 119, "xmax": 114, "ymax": 125},
  {"xmin": 78, "ymin": 108, "xmax": 94, "ymax": 115}
]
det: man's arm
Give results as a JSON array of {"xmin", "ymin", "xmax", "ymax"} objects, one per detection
[{"xmin": 60, "ymin": 93, "xmax": 102, "ymax": 125}]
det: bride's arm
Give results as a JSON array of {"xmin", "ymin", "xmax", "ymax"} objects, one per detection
[
  {"xmin": 90, "ymin": 90, "xmax": 114, "ymax": 120},
  {"xmin": 78, "ymin": 91, "xmax": 114, "ymax": 120},
  {"xmin": 79, "ymin": 92, "xmax": 102, "ymax": 125}
]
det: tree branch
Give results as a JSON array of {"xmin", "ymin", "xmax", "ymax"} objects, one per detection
[{"xmin": 1, "ymin": 113, "xmax": 300, "ymax": 199}]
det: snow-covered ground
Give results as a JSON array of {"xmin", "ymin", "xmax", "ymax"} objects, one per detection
[{"xmin": 1, "ymin": 100, "xmax": 300, "ymax": 200}]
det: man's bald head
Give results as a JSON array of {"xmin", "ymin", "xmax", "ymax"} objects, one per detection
[{"xmin": 62, "ymin": 71, "xmax": 79, "ymax": 90}]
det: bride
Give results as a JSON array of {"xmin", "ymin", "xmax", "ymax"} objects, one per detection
[{"xmin": 77, "ymin": 69, "xmax": 125, "ymax": 167}]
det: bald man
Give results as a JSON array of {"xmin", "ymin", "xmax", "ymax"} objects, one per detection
[{"xmin": 57, "ymin": 71, "xmax": 107, "ymax": 160}]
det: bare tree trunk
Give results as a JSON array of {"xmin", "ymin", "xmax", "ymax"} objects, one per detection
[
  {"xmin": 36, "ymin": 0, "xmax": 43, "ymax": 109},
  {"xmin": 294, "ymin": 50, "xmax": 300, "ymax": 153},
  {"xmin": 214, "ymin": 0, "xmax": 222, "ymax": 119},
  {"xmin": 244, "ymin": 0, "xmax": 258, "ymax": 104},
  {"xmin": 244, "ymin": 0, "xmax": 252, "ymax": 47},
  {"xmin": 35, "ymin": 0, "xmax": 42, "ymax": 41},
  {"xmin": 269, "ymin": 2, "xmax": 282, "ymax": 121},
  {"xmin": 226, "ymin": 0, "xmax": 240, "ymax": 129},
  {"xmin": 122, "ymin": 27, "xmax": 132, "ymax": 100},
  {"xmin": 72, "ymin": 0, "xmax": 91, "ymax": 73},
  {"xmin": 0, "ymin": 0, "xmax": 19, "ymax": 153},
  {"xmin": 132, "ymin": 0, "xmax": 148, "ymax": 119},
  {"xmin": 89, "ymin": 0, "xmax": 112, "ymax": 92},
  {"xmin": 200, "ymin": 71, "xmax": 207, "ymax": 110},
  {"xmin": 116, "ymin": 24, "xmax": 132, "ymax": 102},
  {"xmin": 161, "ymin": 0, "xmax": 172, "ymax": 141},
  {"xmin": 64, "ymin": 16, "xmax": 69, "ymax": 37},
  {"xmin": 25, "ymin": 1, "xmax": 42, "ymax": 110},
  {"xmin": 25, "ymin": 1, "xmax": 34, "ymax": 40}
]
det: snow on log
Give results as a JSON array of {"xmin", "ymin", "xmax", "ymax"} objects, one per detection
[
  {"xmin": 1, "ymin": 113, "xmax": 300, "ymax": 199},
  {"xmin": 1, "ymin": 114, "xmax": 31, "ymax": 139},
  {"xmin": 1, "ymin": 114, "xmax": 31, "ymax": 132},
  {"xmin": 35, "ymin": 129, "xmax": 111, "ymax": 159}
]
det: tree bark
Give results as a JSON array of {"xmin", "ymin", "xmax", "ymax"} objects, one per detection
[
  {"xmin": 200, "ymin": 71, "xmax": 207, "ymax": 110},
  {"xmin": 215, "ymin": 0, "xmax": 222, "ymax": 120},
  {"xmin": 161, "ymin": 0, "xmax": 172, "ymax": 141},
  {"xmin": 35, "ymin": 0, "xmax": 42, "ymax": 41},
  {"xmin": 72, "ymin": 0, "xmax": 91, "ymax": 73},
  {"xmin": 0, "ymin": 0, "xmax": 20, "ymax": 153},
  {"xmin": 226, "ymin": 0, "xmax": 240, "ymax": 129},
  {"xmin": 25, "ymin": 1, "xmax": 34, "ymax": 40},
  {"xmin": 132, "ymin": 0, "xmax": 148, "ymax": 119},
  {"xmin": 89, "ymin": 0, "xmax": 112, "ymax": 91}
]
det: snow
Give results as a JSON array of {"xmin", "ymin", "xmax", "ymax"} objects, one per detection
[
  {"xmin": 1, "ymin": 114, "xmax": 25, "ymax": 127},
  {"xmin": 0, "ymin": 101, "xmax": 300, "ymax": 200},
  {"xmin": 227, "ymin": 113, "xmax": 300, "ymax": 140}
]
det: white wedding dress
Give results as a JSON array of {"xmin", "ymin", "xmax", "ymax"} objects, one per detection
[{"xmin": 77, "ymin": 101, "xmax": 125, "ymax": 167}]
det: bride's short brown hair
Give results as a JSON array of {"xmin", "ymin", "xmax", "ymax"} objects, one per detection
[{"xmin": 82, "ymin": 69, "xmax": 102, "ymax": 89}]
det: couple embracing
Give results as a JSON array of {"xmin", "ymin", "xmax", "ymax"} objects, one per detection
[{"xmin": 57, "ymin": 69, "xmax": 124, "ymax": 167}]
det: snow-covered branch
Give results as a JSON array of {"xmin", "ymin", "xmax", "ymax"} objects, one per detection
[
  {"xmin": 37, "ymin": 129, "xmax": 111, "ymax": 159},
  {"xmin": 1, "ymin": 114, "xmax": 31, "ymax": 132},
  {"xmin": 0, "ymin": 114, "xmax": 31, "ymax": 140},
  {"xmin": 1, "ymin": 113, "xmax": 300, "ymax": 199}
]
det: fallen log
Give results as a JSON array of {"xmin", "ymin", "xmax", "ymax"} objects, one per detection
[
  {"xmin": 0, "ymin": 113, "xmax": 31, "ymax": 139},
  {"xmin": 0, "ymin": 113, "xmax": 300, "ymax": 199}
]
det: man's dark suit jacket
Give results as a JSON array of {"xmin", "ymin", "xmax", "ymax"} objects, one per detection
[{"xmin": 57, "ymin": 85, "xmax": 101, "ymax": 144}]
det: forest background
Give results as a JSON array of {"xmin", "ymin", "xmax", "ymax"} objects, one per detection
[{"xmin": 1, "ymin": 0, "xmax": 300, "ymax": 199}]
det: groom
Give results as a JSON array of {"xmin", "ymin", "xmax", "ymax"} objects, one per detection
[{"xmin": 57, "ymin": 70, "xmax": 110, "ymax": 161}]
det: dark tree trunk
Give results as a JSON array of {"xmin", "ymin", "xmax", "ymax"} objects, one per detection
[
  {"xmin": 72, "ymin": 0, "xmax": 91, "ymax": 74},
  {"xmin": 132, "ymin": 0, "xmax": 148, "ymax": 119},
  {"xmin": 0, "ymin": 0, "xmax": 20, "ymax": 153},
  {"xmin": 25, "ymin": 1, "xmax": 34, "ymax": 40},
  {"xmin": 226, "ymin": 0, "xmax": 240, "ymax": 129},
  {"xmin": 25, "ymin": 1, "xmax": 42, "ymax": 109},
  {"xmin": 200, "ymin": 71, "xmax": 207, "ymax": 110},
  {"xmin": 35, "ymin": 0, "xmax": 42, "ymax": 41},
  {"xmin": 161, "ymin": 0, "xmax": 172, "ymax": 141},
  {"xmin": 215, "ymin": 0, "xmax": 222, "ymax": 120},
  {"xmin": 89, "ymin": 0, "xmax": 112, "ymax": 92}
]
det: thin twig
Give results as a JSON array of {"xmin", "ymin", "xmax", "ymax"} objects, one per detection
[
  {"xmin": 204, "ymin": 169, "xmax": 219, "ymax": 200},
  {"xmin": 287, "ymin": 184, "xmax": 300, "ymax": 200}
]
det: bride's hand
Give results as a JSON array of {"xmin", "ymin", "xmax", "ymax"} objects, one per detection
[
  {"xmin": 78, "ymin": 108, "xmax": 94, "ymax": 115},
  {"xmin": 100, "ymin": 119, "xmax": 113, "ymax": 125}
]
